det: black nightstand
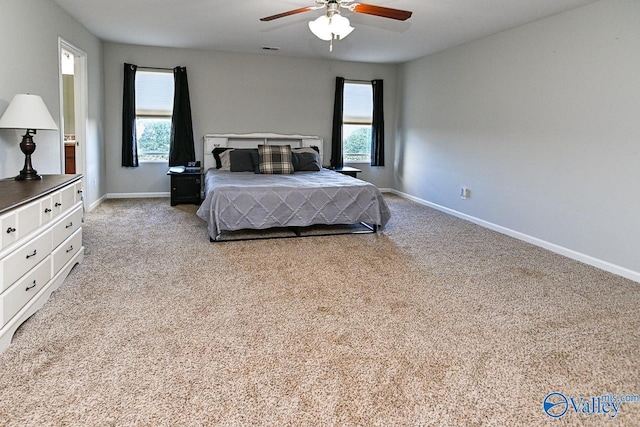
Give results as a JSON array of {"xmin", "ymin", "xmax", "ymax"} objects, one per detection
[
  {"xmin": 334, "ymin": 166, "xmax": 361, "ymax": 178},
  {"xmin": 167, "ymin": 170, "xmax": 202, "ymax": 206}
]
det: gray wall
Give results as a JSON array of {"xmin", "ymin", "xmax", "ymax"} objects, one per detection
[
  {"xmin": 104, "ymin": 43, "xmax": 398, "ymax": 195},
  {"xmin": 0, "ymin": 0, "xmax": 105, "ymax": 209},
  {"xmin": 395, "ymin": 0, "xmax": 640, "ymax": 278}
]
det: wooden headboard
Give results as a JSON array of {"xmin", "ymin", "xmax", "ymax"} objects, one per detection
[{"xmin": 203, "ymin": 133, "xmax": 324, "ymax": 171}]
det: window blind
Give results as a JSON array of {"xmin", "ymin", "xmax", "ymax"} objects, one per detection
[
  {"xmin": 135, "ymin": 71, "xmax": 174, "ymax": 116},
  {"xmin": 343, "ymin": 82, "xmax": 373, "ymax": 124}
]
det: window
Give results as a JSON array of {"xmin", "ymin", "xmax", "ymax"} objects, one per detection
[
  {"xmin": 135, "ymin": 70, "xmax": 174, "ymax": 161},
  {"xmin": 342, "ymin": 82, "xmax": 373, "ymax": 163}
]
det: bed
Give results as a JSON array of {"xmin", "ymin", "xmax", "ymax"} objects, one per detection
[{"xmin": 196, "ymin": 133, "xmax": 391, "ymax": 241}]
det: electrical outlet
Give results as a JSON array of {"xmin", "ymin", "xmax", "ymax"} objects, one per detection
[
  {"xmin": 93, "ymin": 178, "xmax": 97, "ymax": 189},
  {"xmin": 460, "ymin": 187, "xmax": 470, "ymax": 199}
]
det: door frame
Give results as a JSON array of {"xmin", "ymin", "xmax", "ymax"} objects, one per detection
[{"xmin": 58, "ymin": 38, "xmax": 88, "ymax": 210}]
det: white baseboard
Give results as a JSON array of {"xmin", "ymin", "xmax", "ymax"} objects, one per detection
[
  {"xmin": 389, "ymin": 189, "xmax": 640, "ymax": 284},
  {"xmin": 106, "ymin": 192, "xmax": 170, "ymax": 199},
  {"xmin": 88, "ymin": 194, "xmax": 107, "ymax": 212}
]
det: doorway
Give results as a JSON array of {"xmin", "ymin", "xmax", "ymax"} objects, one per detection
[{"xmin": 59, "ymin": 38, "xmax": 88, "ymax": 209}]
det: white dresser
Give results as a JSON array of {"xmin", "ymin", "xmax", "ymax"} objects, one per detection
[{"xmin": 0, "ymin": 175, "xmax": 84, "ymax": 354}]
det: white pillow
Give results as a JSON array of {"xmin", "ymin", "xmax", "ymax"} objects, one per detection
[{"xmin": 218, "ymin": 149, "xmax": 233, "ymax": 171}]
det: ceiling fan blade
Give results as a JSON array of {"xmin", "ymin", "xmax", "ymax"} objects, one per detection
[
  {"xmin": 351, "ymin": 3, "xmax": 412, "ymax": 21},
  {"xmin": 260, "ymin": 7, "xmax": 315, "ymax": 22}
]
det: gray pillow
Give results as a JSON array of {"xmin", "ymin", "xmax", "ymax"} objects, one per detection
[
  {"xmin": 250, "ymin": 150, "xmax": 260, "ymax": 173},
  {"xmin": 292, "ymin": 152, "xmax": 321, "ymax": 171},
  {"xmin": 230, "ymin": 149, "xmax": 258, "ymax": 172}
]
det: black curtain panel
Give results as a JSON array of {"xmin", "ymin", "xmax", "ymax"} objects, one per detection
[
  {"xmin": 331, "ymin": 76, "xmax": 345, "ymax": 169},
  {"xmin": 371, "ymin": 79, "xmax": 385, "ymax": 167},
  {"xmin": 122, "ymin": 63, "xmax": 138, "ymax": 167},
  {"xmin": 169, "ymin": 66, "xmax": 196, "ymax": 167}
]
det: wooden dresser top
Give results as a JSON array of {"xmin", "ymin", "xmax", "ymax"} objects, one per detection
[{"xmin": 0, "ymin": 175, "xmax": 82, "ymax": 215}]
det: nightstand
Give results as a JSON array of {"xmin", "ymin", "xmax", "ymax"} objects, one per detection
[
  {"xmin": 167, "ymin": 170, "xmax": 202, "ymax": 206},
  {"xmin": 334, "ymin": 166, "xmax": 361, "ymax": 178}
]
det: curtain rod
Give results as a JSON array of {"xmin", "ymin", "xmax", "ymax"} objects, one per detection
[
  {"xmin": 345, "ymin": 78, "xmax": 372, "ymax": 84},
  {"xmin": 138, "ymin": 66, "xmax": 173, "ymax": 72}
]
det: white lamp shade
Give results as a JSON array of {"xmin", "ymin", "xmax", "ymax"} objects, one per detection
[
  {"xmin": 0, "ymin": 94, "xmax": 58, "ymax": 131},
  {"xmin": 309, "ymin": 15, "xmax": 333, "ymax": 41},
  {"xmin": 330, "ymin": 14, "xmax": 354, "ymax": 39}
]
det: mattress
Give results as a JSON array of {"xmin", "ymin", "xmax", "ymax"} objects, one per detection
[{"xmin": 196, "ymin": 168, "xmax": 391, "ymax": 239}]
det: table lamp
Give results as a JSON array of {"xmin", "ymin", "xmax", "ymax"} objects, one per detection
[{"xmin": 0, "ymin": 94, "xmax": 59, "ymax": 180}]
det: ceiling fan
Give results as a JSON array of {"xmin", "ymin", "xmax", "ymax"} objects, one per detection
[{"xmin": 260, "ymin": 0, "xmax": 413, "ymax": 51}]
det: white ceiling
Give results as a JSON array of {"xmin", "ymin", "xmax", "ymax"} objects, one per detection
[{"xmin": 52, "ymin": 0, "xmax": 598, "ymax": 64}]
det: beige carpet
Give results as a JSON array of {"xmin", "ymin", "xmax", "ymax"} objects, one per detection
[{"xmin": 0, "ymin": 195, "xmax": 638, "ymax": 426}]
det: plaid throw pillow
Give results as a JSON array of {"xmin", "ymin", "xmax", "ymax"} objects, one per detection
[{"xmin": 258, "ymin": 145, "xmax": 294, "ymax": 174}]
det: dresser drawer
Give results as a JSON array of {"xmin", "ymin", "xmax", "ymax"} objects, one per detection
[
  {"xmin": 1, "ymin": 211, "xmax": 18, "ymax": 251},
  {"xmin": 0, "ymin": 256, "xmax": 51, "ymax": 327},
  {"xmin": 51, "ymin": 184, "xmax": 76, "ymax": 219},
  {"xmin": 74, "ymin": 180, "xmax": 83, "ymax": 204},
  {"xmin": 40, "ymin": 195, "xmax": 54, "ymax": 226},
  {"xmin": 52, "ymin": 205, "xmax": 82, "ymax": 249},
  {"xmin": 0, "ymin": 229, "xmax": 52, "ymax": 292},
  {"xmin": 16, "ymin": 199, "xmax": 42, "ymax": 239},
  {"xmin": 52, "ymin": 228, "xmax": 82, "ymax": 275}
]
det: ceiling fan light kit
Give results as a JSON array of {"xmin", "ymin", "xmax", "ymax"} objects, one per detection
[
  {"xmin": 261, "ymin": 0, "xmax": 412, "ymax": 52},
  {"xmin": 308, "ymin": 14, "xmax": 354, "ymax": 51}
]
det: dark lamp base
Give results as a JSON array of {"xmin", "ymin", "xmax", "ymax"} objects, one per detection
[
  {"xmin": 15, "ymin": 170, "xmax": 42, "ymax": 180},
  {"xmin": 14, "ymin": 130, "xmax": 42, "ymax": 181}
]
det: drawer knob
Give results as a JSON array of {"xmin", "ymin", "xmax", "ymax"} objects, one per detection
[
  {"xmin": 6, "ymin": 227, "xmax": 16, "ymax": 234},
  {"xmin": 65, "ymin": 222, "xmax": 73, "ymax": 229},
  {"xmin": 26, "ymin": 280, "xmax": 37, "ymax": 291},
  {"xmin": 55, "ymin": 202, "xmax": 62, "ymax": 207},
  {"xmin": 66, "ymin": 245, "xmax": 74, "ymax": 253},
  {"xmin": 26, "ymin": 249, "xmax": 37, "ymax": 259},
  {"xmin": 44, "ymin": 208, "xmax": 52, "ymax": 213}
]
